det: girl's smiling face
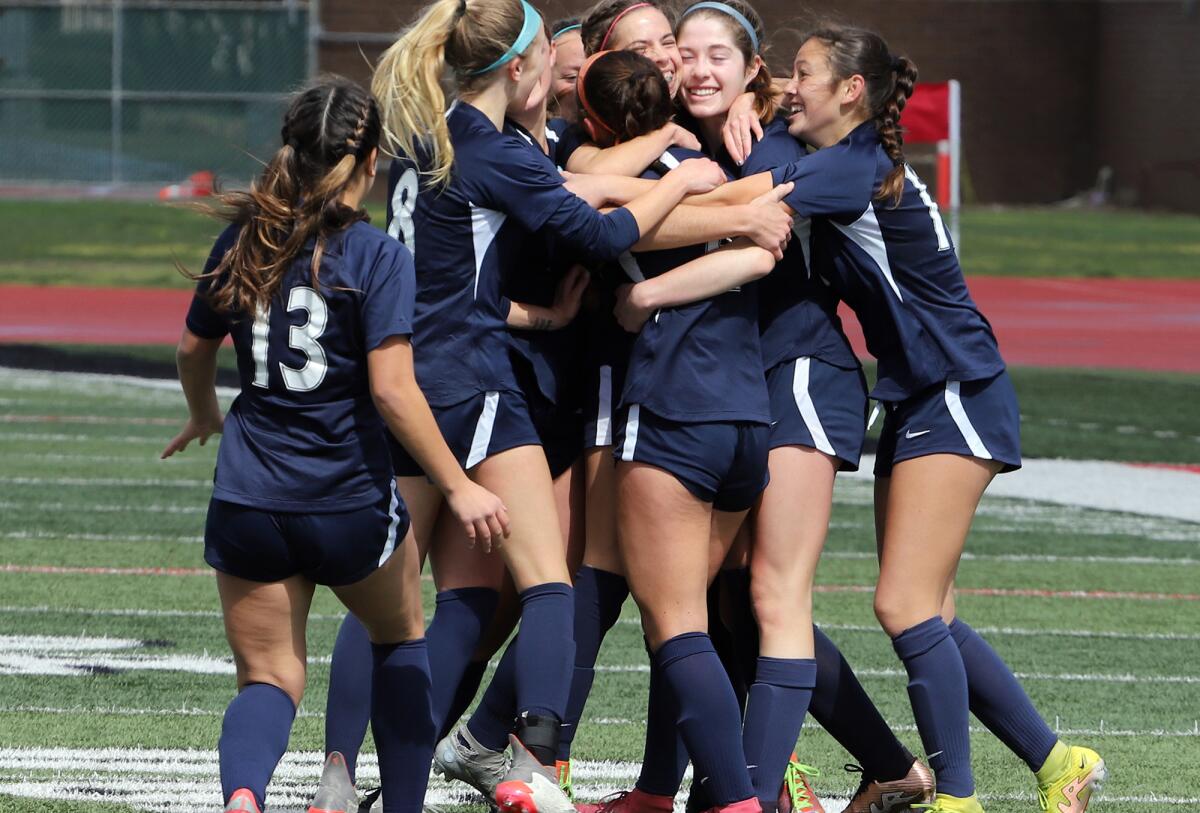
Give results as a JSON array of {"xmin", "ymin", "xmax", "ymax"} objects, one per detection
[
  {"xmin": 677, "ymin": 14, "xmax": 761, "ymax": 124},
  {"xmin": 607, "ymin": 6, "xmax": 683, "ymax": 97}
]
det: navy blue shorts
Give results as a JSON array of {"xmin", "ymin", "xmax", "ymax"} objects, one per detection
[
  {"xmin": 516, "ymin": 357, "xmax": 584, "ymax": 479},
  {"xmin": 874, "ymin": 372, "xmax": 1022, "ymax": 477},
  {"xmin": 767, "ymin": 356, "xmax": 868, "ymax": 471},
  {"xmin": 613, "ymin": 404, "xmax": 769, "ymax": 513},
  {"xmin": 582, "ymin": 363, "xmax": 624, "ymax": 450},
  {"xmin": 388, "ymin": 390, "xmax": 542, "ymax": 476},
  {"xmin": 204, "ymin": 486, "xmax": 409, "ymax": 586}
]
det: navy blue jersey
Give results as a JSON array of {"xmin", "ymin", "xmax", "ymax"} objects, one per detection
[
  {"xmin": 733, "ymin": 117, "xmax": 858, "ymax": 371},
  {"xmin": 385, "ymin": 101, "xmax": 640, "ymax": 407},
  {"xmin": 502, "ymin": 118, "xmax": 585, "ymax": 407},
  {"xmin": 619, "ymin": 147, "xmax": 770, "ymax": 424},
  {"xmin": 186, "ymin": 220, "xmax": 415, "ymax": 512},
  {"xmin": 772, "ymin": 121, "xmax": 1004, "ymax": 400},
  {"xmin": 549, "ymin": 117, "xmax": 588, "ymax": 170}
]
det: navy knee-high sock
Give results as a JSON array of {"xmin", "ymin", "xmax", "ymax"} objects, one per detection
[
  {"xmin": 708, "ymin": 578, "xmax": 747, "ymax": 710},
  {"xmin": 657, "ymin": 632, "xmax": 754, "ymax": 806},
  {"xmin": 440, "ymin": 659, "xmax": 488, "ymax": 740},
  {"xmin": 892, "ymin": 617, "xmax": 973, "ymax": 797},
  {"xmin": 949, "ymin": 618, "xmax": 1058, "ymax": 771},
  {"xmin": 325, "ymin": 613, "xmax": 372, "ymax": 781},
  {"xmin": 514, "ymin": 583, "xmax": 576, "ymax": 720},
  {"xmin": 558, "ymin": 566, "xmax": 629, "ymax": 761},
  {"xmin": 721, "ymin": 568, "xmax": 761, "ymax": 695},
  {"xmin": 466, "ymin": 638, "xmax": 518, "ymax": 752},
  {"xmin": 743, "ymin": 658, "xmax": 817, "ymax": 810},
  {"xmin": 426, "ymin": 588, "xmax": 499, "ymax": 735},
  {"xmin": 219, "ymin": 682, "xmax": 296, "ymax": 810},
  {"xmin": 371, "ymin": 639, "xmax": 436, "ymax": 813},
  {"xmin": 810, "ymin": 625, "xmax": 914, "ymax": 782},
  {"xmin": 636, "ymin": 638, "xmax": 689, "ymax": 797}
]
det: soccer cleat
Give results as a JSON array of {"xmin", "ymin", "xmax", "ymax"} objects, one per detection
[
  {"xmin": 224, "ymin": 788, "xmax": 262, "ymax": 813},
  {"xmin": 555, "ymin": 760, "xmax": 574, "ymax": 801},
  {"xmin": 309, "ymin": 752, "xmax": 360, "ymax": 813},
  {"xmin": 493, "ymin": 734, "xmax": 576, "ymax": 813},
  {"xmin": 1036, "ymin": 744, "xmax": 1106, "ymax": 813},
  {"xmin": 912, "ymin": 793, "xmax": 983, "ymax": 813},
  {"xmin": 433, "ymin": 723, "xmax": 511, "ymax": 799},
  {"xmin": 844, "ymin": 759, "xmax": 935, "ymax": 813},
  {"xmin": 777, "ymin": 756, "xmax": 824, "ymax": 813},
  {"xmin": 575, "ymin": 789, "xmax": 675, "ymax": 813},
  {"xmin": 707, "ymin": 799, "xmax": 763, "ymax": 813}
]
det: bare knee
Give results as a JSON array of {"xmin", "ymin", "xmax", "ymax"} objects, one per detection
[
  {"xmin": 873, "ymin": 585, "xmax": 939, "ymax": 638},
  {"xmin": 236, "ymin": 663, "xmax": 306, "ymax": 707}
]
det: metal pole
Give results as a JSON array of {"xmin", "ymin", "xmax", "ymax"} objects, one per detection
[
  {"xmin": 307, "ymin": 0, "xmax": 320, "ymax": 78},
  {"xmin": 111, "ymin": 0, "xmax": 124, "ymax": 183}
]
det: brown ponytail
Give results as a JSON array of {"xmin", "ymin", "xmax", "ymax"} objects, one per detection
[
  {"xmin": 803, "ymin": 24, "xmax": 918, "ymax": 206},
  {"xmin": 181, "ymin": 77, "xmax": 381, "ymax": 317},
  {"xmin": 578, "ymin": 50, "xmax": 674, "ymax": 143}
]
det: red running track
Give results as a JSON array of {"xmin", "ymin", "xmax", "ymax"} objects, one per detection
[{"xmin": 1, "ymin": 278, "xmax": 1198, "ymax": 372}]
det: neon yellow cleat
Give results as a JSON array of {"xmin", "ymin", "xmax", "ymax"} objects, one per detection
[
  {"xmin": 1036, "ymin": 743, "xmax": 1107, "ymax": 813},
  {"xmin": 555, "ymin": 759, "xmax": 573, "ymax": 801},
  {"xmin": 913, "ymin": 793, "xmax": 984, "ymax": 813}
]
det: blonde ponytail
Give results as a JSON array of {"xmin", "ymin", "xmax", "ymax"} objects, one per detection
[{"xmin": 373, "ymin": 0, "xmax": 460, "ymax": 188}]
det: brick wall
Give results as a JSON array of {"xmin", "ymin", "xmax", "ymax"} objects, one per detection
[{"xmin": 318, "ymin": 0, "xmax": 1200, "ymax": 211}]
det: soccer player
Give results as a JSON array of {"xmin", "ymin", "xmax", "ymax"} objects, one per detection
[
  {"xmin": 671, "ymin": 5, "xmax": 935, "ymax": 812},
  {"xmin": 732, "ymin": 25, "xmax": 1107, "ymax": 813},
  {"xmin": 574, "ymin": 47, "xmax": 780, "ymax": 813},
  {"xmin": 549, "ymin": 17, "xmax": 585, "ymax": 121},
  {"xmin": 366, "ymin": 3, "xmax": 727, "ymax": 811},
  {"xmin": 162, "ymin": 78, "xmax": 508, "ymax": 813}
]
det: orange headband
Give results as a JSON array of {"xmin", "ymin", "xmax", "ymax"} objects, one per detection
[
  {"xmin": 599, "ymin": 2, "xmax": 652, "ymax": 50},
  {"xmin": 577, "ymin": 50, "xmax": 619, "ymax": 142}
]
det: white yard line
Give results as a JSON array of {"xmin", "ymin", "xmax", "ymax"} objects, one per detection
[{"xmin": 847, "ymin": 455, "xmax": 1200, "ymax": 523}]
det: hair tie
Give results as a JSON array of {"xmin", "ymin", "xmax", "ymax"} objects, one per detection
[
  {"xmin": 599, "ymin": 2, "xmax": 652, "ymax": 50},
  {"xmin": 576, "ymin": 51, "xmax": 619, "ymax": 141},
  {"xmin": 680, "ymin": 2, "xmax": 758, "ymax": 53},
  {"xmin": 455, "ymin": 0, "xmax": 468, "ymax": 18},
  {"xmin": 553, "ymin": 23, "xmax": 581, "ymax": 40},
  {"xmin": 890, "ymin": 54, "xmax": 902, "ymax": 70},
  {"xmin": 470, "ymin": 0, "xmax": 543, "ymax": 75}
]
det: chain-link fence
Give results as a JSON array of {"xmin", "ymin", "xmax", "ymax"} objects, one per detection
[{"xmin": 0, "ymin": 0, "xmax": 311, "ymax": 186}]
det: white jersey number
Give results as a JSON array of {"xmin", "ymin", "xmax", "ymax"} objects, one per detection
[
  {"xmin": 250, "ymin": 286, "xmax": 330, "ymax": 392},
  {"xmin": 387, "ymin": 167, "xmax": 419, "ymax": 252}
]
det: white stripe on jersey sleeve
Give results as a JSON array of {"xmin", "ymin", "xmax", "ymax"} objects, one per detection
[
  {"xmin": 832, "ymin": 203, "xmax": 903, "ymax": 301},
  {"xmin": 470, "ymin": 204, "xmax": 507, "ymax": 300}
]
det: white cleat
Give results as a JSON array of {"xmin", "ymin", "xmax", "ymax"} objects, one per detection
[
  {"xmin": 493, "ymin": 734, "xmax": 576, "ymax": 813},
  {"xmin": 308, "ymin": 751, "xmax": 360, "ymax": 813},
  {"xmin": 433, "ymin": 723, "xmax": 511, "ymax": 799}
]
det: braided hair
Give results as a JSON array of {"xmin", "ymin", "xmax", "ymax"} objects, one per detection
[
  {"xmin": 804, "ymin": 25, "xmax": 918, "ymax": 206},
  {"xmin": 183, "ymin": 77, "xmax": 382, "ymax": 316}
]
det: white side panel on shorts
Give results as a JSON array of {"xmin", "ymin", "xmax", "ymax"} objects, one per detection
[
  {"xmin": 620, "ymin": 404, "xmax": 641, "ymax": 462},
  {"xmin": 833, "ymin": 204, "xmax": 903, "ymax": 301},
  {"xmin": 378, "ymin": 488, "xmax": 402, "ymax": 567},
  {"xmin": 944, "ymin": 380, "xmax": 993, "ymax": 459},
  {"xmin": 470, "ymin": 204, "xmax": 507, "ymax": 300},
  {"xmin": 466, "ymin": 391, "xmax": 501, "ymax": 469},
  {"xmin": 791, "ymin": 357, "xmax": 836, "ymax": 457},
  {"xmin": 595, "ymin": 365, "xmax": 613, "ymax": 447}
]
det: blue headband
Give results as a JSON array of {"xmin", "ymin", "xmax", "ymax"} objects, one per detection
[
  {"xmin": 680, "ymin": 1, "xmax": 759, "ymax": 53},
  {"xmin": 552, "ymin": 23, "xmax": 581, "ymax": 40},
  {"xmin": 471, "ymin": 0, "xmax": 544, "ymax": 75}
]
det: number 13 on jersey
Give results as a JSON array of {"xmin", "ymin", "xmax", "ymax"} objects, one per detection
[{"xmin": 251, "ymin": 286, "xmax": 329, "ymax": 392}]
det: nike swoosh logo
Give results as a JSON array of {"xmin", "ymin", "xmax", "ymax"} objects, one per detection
[{"xmin": 905, "ymin": 429, "xmax": 931, "ymax": 439}]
